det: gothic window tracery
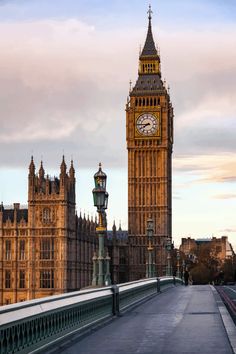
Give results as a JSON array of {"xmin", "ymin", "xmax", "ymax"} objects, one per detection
[{"xmin": 42, "ymin": 207, "xmax": 51, "ymax": 224}]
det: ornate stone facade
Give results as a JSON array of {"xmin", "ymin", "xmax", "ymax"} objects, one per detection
[
  {"xmin": 0, "ymin": 157, "xmax": 127, "ymax": 306},
  {"xmin": 0, "ymin": 157, "xmax": 97, "ymax": 305},
  {"xmin": 126, "ymin": 11, "xmax": 174, "ymax": 279}
]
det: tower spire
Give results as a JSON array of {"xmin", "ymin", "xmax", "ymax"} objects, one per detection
[
  {"xmin": 148, "ymin": 4, "xmax": 153, "ymax": 21},
  {"xmin": 140, "ymin": 5, "xmax": 157, "ymax": 57}
]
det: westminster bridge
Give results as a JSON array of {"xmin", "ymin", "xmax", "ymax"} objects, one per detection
[{"xmin": 1, "ymin": 278, "xmax": 236, "ymax": 354}]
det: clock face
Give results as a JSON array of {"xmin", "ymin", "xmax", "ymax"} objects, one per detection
[{"xmin": 136, "ymin": 113, "xmax": 158, "ymax": 136}]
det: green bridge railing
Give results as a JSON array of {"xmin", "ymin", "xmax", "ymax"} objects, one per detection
[{"xmin": 0, "ymin": 276, "xmax": 182, "ymax": 354}]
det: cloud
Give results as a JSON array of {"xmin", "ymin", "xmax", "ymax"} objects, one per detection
[
  {"xmin": 219, "ymin": 228, "xmax": 236, "ymax": 233},
  {"xmin": 173, "ymin": 195, "xmax": 182, "ymax": 200},
  {"xmin": 174, "ymin": 154, "xmax": 236, "ymax": 185},
  {"xmin": 0, "ymin": 18, "xmax": 236, "ymax": 170},
  {"xmin": 213, "ymin": 193, "xmax": 236, "ymax": 200}
]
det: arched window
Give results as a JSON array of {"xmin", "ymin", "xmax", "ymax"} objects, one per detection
[
  {"xmin": 154, "ymin": 98, "xmax": 156, "ymax": 106},
  {"xmin": 150, "ymin": 98, "xmax": 153, "ymax": 106},
  {"xmin": 143, "ymin": 98, "xmax": 145, "ymax": 106}
]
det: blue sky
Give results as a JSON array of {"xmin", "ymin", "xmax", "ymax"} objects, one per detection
[
  {"xmin": 1, "ymin": 0, "xmax": 236, "ymax": 27},
  {"xmin": 0, "ymin": 0, "xmax": 235, "ymax": 248}
]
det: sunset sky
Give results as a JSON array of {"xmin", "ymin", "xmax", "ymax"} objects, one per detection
[{"xmin": 0, "ymin": 0, "xmax": 235, "ymax": 248}]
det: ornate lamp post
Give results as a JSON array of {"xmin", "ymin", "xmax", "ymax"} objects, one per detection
[
  {"xmin": 146, "ymin": 218, "xmax": 155, "ymax": 278},
  {"xmin": 92, "ymin": 163, "xmax": 111, "ymax": 287},
  {"xmin": 176, "ymin": 250, "xmax": 181, "ymax": 278},
  {"xmin": 166, "ymin": 237, "xmax": 172, "ymax": 276}
]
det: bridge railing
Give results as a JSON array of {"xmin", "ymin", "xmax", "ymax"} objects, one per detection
[{"xmin": 0, "ymin": 276, "xmax": 182, "ymax": 354}]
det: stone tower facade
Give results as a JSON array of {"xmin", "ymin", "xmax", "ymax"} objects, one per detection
[
  {"xmin": 27, "ymin": 156, "xmax": 77, "ymax": 298},
  {"xmin": 126, "ymin": 8, "xmax": 174, "ymax": 279}
]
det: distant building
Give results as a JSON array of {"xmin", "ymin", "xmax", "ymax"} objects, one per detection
[{"xmin": 180, "ymin": 236, "xmax": 234, "ymax": 262}]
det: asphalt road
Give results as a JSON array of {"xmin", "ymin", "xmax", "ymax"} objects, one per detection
[{"xmin": 52, "ymin": 285, "xmax": 234, "ymax": 354}]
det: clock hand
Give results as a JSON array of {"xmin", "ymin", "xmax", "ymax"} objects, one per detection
[{"xmin": 137, "ymin": 123, "xmax": 150, "ymax": 127}]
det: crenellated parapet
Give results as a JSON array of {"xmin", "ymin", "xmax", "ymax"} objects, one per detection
[
  {"xmin": 28, "ymin": 156, "xmax": 75, "ymax": 202},
  {"xmin": 0, "ymin": 203, "xmax": 28, "ymax": 228}
]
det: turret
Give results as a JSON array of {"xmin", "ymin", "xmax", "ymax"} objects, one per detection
[
  {"xmin": 29, "ymin": 156, "xmax": 35, "ymax": 176},
  {"xmin": 60, "ymin": 155, "xmax": 67, "ymax": 196},
  {"xmin": 0, "ymin": 202, "xmax": 3, "ymax": 228},
  {"xmin": 38, "ymin": 161, "xmax": 45, "ymax": 193},
  {"xmin": 112, "ymin": 220, "xmax": 117, "ymax": 245},
  {"xmin": 46, "ymin": 174, "xmax": 50, "ymax": 194},
  {"xmin": 39, "ymin": 161, "xmax": 45, "ymax": 180},
  {"xmin": 69, "ymin": 160, "xmax": 75, "ymax": 180},
  {"xmin": 28, "ymin": 156, "xmax": 35, "ymax": 200}
]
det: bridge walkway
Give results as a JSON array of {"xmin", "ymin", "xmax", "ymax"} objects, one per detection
[{"xmin": 48, "ymin": 285, "xmax": 236, "ymax": 354}]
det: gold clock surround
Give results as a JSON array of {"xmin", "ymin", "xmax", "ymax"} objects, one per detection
[{"xmin": 135, "ymin": 111, "xmax": 161, "ymax": 139}]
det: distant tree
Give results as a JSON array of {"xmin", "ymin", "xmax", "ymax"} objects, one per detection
[
  {"xmin": 221, "ymin": 258, "xmax": 235, "ymax": 283},
  {"xmin": 190, "ymin": 263, "xmax": 211, "ymax": 284},
  {"xmin": 188, "ymin": 243, "xmax": 220, "ymax": 284}
]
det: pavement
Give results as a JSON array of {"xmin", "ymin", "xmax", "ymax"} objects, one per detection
[{"xmin": 50, "ymin": 285, "xmax": 235, "ymax": 354}]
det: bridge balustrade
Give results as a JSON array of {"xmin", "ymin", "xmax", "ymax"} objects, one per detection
[{"xmin": 0, "ymin": 276, "xmax": 182, "ymax": 354}]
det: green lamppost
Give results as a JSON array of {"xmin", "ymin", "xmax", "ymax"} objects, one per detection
[
  {"xmin": 146, "ymin": 218, "xmax": 155, "ymax": 278},
  {"xmin": 176, "ymin": 250, "xmax": 181, "ymax": 278},
  {"xmin": 166, "ymin": 237, "xmax": 172, "ymax": 276},
  {"xmin": 92, "ymin": 163, "xmax": 111, "ymax": 287}
]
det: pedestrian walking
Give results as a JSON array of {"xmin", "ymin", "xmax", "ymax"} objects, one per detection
[{"xmin": 184, "ymin": 269, "xmax": 189, "ymax": 286}]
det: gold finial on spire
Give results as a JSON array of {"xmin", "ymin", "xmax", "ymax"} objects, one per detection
[{"xmin": 147, "ymin": 4, "xmax": 153, "ymax": 20}]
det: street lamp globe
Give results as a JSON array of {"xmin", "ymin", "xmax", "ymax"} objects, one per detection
[
  {"xmin": 92, "ymin": 187, "xmax": 106, "ymax": 209},
  {"xmin": 92, "ymin": 163, "xmax": 108, "ymax": 210},
  {"xmin": 94, "ymin": 162, "xmax": 107, "ymax": 189}
]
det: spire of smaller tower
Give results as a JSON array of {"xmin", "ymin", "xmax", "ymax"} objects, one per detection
[
  {"xmin": 140, "ymin": 5, "xmax": 157, "ymax": 57},
  {"xmin": 29, "ymin": 156, "xmax": 35, "ymax": 175},
  {"xmin": 69, "ymin": 159, "xmax": 75, "ymax": 179},
  {"xmin": 60, "ymin": 155, "xmax": 67, "ymax": 174},
  {"xmin": 39, "ymin": 160, "xmax": 45, "ymax": 179},
  {"xmin": 112, "ymin": 220, "xmax": 116, "ymax": 232},
  {"xmin": 129, "ymin": 80, "xmax": 132, "ymax": 93}
]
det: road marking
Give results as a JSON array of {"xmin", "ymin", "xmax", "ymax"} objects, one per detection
[{"xmin": 224, "ymin": 286, "xmax": 236, "ymax": 295}]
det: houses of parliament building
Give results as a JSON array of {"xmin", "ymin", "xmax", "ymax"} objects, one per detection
[
  {"xmin": 0, "ymin": 157, "xmax": 129, "ymax": 305},
  {"xmin": 0, "ymin": 8, "xmax": 173, "ymax": 305}
]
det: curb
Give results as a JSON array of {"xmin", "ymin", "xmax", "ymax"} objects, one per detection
[{"xmin": 211, "ymin": 285, "xmax": 236, "ymax": 354}]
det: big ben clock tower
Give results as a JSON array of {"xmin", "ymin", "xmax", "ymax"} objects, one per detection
[{"xmin": 126, "ymin": 7, "xmax": 174, "ymax": 280}]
